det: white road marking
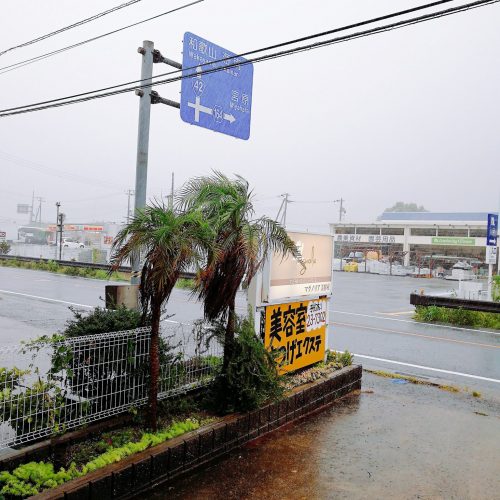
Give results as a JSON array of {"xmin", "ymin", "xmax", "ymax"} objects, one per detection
[
  {"xmin": 0, "ymin": 289, "xmax": 93, "ymax": 308},
  {"xmin": 352, "ymin": 353, "xmax": 500, "ymax": 384},
  {"xmin": 335, "ymin": 310, "xmax": 500, "ymax": 336}
]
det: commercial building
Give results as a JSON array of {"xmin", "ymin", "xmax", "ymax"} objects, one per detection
[{"xmin": 330, "ymin": 212, "xmax": 499, "ymax": 271}]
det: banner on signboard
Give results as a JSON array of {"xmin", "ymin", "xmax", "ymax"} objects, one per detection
[
  {"xmin": 266, "ymin": 232, "xmax": 333, "ymax": 301},
  {"xmin": 262, "ymin": 298, "xmax": 327, "ymax": 373}
]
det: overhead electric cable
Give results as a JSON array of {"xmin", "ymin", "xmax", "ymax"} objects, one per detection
[
  {"xmin": 0, "ymin": 0, "xmax": 204, "ymax": 75},
  {"xmin": 0, "ymin": 0, "xmax": 463, "ymax": 112},
  {"xmin": 0, "ymin": 0, "xmax": 145, "ymax": 57},
  {"xmin": 1, "ymin": 0, "xmax": 497, "ymax": 117}
]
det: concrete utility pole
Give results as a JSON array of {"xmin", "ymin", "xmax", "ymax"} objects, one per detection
[
  {"xmin": 29, "ymin": 191, "xmax": 34, "ymax": 224},
  {"xmin": 125, "ymin": 189, "xmax": 135, "ymax": 222},
  {"xmin": 35, "ymin": 197, "xmax": 44, "ymax": 223},
  {"xmin": 131, "ymin": 40, "xmax": 154, "ymax": 285},
  {"xmin": 55, "ymin": 202, "xmax": 60, "ymax": 259},
  {"xmin": 58, "ymin": 212, "xmax": 64, "ymax": 261},
  {"xmin": 334, "ymin": 198, "xmax": 346, "ymax": 222},
  {"xmin": 170, "ymin": 172, "xmax": 174, "ymax": 210},
  {"xmin": 281, "ymin": 193, "xmax": 290, "ymax": 227}
]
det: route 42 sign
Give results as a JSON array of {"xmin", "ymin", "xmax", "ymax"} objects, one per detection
[{"xmin": 180, "ymin": 32, "xmax": 253, "ymax": 140}]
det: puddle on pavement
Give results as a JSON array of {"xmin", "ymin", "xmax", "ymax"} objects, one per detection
[{"xmin": 147, "ymin": 373, "xmax": 500, "ymax": 500}]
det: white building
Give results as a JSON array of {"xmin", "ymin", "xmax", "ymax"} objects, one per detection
[{"xmin": 330, "ymin": 212, "xmax": 498, "ymax": 269}]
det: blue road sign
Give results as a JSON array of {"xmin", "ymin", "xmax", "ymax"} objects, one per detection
[
  {"xmin": 486, "ymin": 213, "xmax": 498, "ymax": 246},
  {"xmin": 180, "ymin": 32, "xmax": 253, "ymax": 140}
]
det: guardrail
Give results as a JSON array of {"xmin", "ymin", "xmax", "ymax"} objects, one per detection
[
  {"xmin": 410, "ymin": 293, "xmax": 500, "ymax": 313},
  {"xmin": 0, "ymin": 254, "xmax": 195, "ymax": 279}
]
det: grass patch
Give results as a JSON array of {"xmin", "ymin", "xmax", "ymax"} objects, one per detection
[
  {"xmin": 175, "ymin": 277, "xmax": 195, "ymax": 290},
  {"xmin": 366, "ymin": 369, "xmax": 460, "ymax": 393},
  {"xmin": 414, "ymin": 305, "xmax": 500, "ymax": 330},
  {"xmin": 472, "ymin": 390, "xmax": 481, "ymax": 398},
  {"xmin": 0, "ymin": 258, "xmax": 128, "ymax": 281}
]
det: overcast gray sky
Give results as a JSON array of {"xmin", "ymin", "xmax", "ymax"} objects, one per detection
[{"xmin": 1, "ymin": 0, "xmax": 499, "ymax": 233}]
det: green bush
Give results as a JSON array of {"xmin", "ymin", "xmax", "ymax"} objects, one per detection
[
  {"xmin": 62, "ymin": 306, "xmax": 144, "ymax": 337},
  {"xmin": 0, "ymin": 241, "xmax": 11, "ymax": 254},
  {"xmin": 326, "ymin": 350, "xmax": 353, "ymax": 367},
  {"xmin": 493, "ymin": 276, "xmax": 500, "ymax": 302},
  {"xmin": 414, "ymin": 305, "xmax": 500, "ymax": 330},
  {"xmin": 207, "ymin": 315, "xmax": 284, "ymax": 414}
]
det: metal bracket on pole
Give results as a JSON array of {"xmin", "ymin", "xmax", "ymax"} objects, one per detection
[
  {"xmin": 150, "ymin": 91, "xmax": 180, "ymax": 109},
  {"xmin": 152, "ymin": 49, "xmax": 182, "ymax": 69}
]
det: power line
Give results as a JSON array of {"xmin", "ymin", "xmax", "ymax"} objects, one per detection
[
  {"xmin": 0, "ymin": 0, "xmax": 145, "ymax": 58},
  {"xmin": 0, "ymin": 0, "xmax": 464, "ymax": 112},
  {"xmin": 0, "ymin": 0, "xmax": 204, "ymax": 75},
  {"xmin": 1, "ymin": 0, "xmax": 498, "ymax": 117},
  {"xmin": 0, "ymin": 0, "xmax": 454, "ymax": 86}
]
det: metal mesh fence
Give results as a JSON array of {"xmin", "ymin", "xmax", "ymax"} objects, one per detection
[{"xmin": 0, "ymin": 323, "xmax": 221, "ymax": 451}]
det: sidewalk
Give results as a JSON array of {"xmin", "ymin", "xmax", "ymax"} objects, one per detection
[{"xmin": 155, "ymin": 372, "xmax": 500, "ymax": 500}]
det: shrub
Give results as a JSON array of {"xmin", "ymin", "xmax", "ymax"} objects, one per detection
[
  {"xmin": 414, "ymin": 305, "xmax": 500, "ymax": 329},
  {"xmin": 62, "ymin": 306, "xmax": 144, "ymax": 337},
  {"xmin": 326, "ymin": 350, "xmax": 353, "ymax": 367},
  {"xmin": 207, "ymin": 315, "xmax": 284, "ymax": 414},
  {"xmin": 0, "ymin": 241, "xmax": 11, "ymax": 255}
]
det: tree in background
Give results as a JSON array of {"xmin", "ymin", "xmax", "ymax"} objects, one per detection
[{"xmin": 384, "ymin": 202, "xmax": 428, "ymax": 212}]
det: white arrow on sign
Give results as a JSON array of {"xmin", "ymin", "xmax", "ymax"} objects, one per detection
[{"xmin": 188, "ymin": 96, "xmax": 236, "ymax": 124}]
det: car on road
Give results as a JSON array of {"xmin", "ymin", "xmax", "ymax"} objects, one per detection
[{"xmin": 62, "ymin": 238, "xmax": 85, "ymax": 249}]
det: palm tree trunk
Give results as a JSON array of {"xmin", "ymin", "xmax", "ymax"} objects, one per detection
[
  {"xmin": 149, "ymin": 301, "xmax": 161, "ymax": 432},
  {"xmin": 222, "ymin": 297, "xmax": 236, "ymax": 372}
]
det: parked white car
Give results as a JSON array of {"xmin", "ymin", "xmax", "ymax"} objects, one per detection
[{"xmin": 62, "ymin": 238, "xmax": 85, "ymax": 249}]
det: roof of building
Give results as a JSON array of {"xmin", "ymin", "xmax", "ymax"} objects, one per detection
[{"xmin": 379, "ymin": 212, "xmax": 496, "ymax": 222}]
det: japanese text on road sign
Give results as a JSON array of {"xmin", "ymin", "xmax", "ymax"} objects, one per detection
[{"xmin": 180, "ymin": 32, "xmax": 253, "ymax": 140}]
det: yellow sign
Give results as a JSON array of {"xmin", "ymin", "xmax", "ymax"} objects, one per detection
[{"xmin": 263, "ymin": 298, "xmax": 327, "ymax": 373}]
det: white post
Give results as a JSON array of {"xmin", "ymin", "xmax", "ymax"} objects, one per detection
[{"xmin": 131, "ymin": 40, "xmax": 154, "ymax": 285}]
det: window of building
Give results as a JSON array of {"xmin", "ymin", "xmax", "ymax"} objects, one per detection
[
  {"xmin": 381, "ymin": 227, "xmax": 404, "ymax": 235},
  {"xmin": 355, "ymin": 227, "xmax": 381, "ymax": 235},
  {"xmin": 334, "ymin": 226, "xmax": 356, "ymax": 234},
  {"xmin": 469, "ymin": 228, "xmax": 486, "ymax": 237},
  {"xmin": 411, "ymin": 228, "xmax": 437, "ymax": 236},
  {"xmin": 437, "ymin": 228, "xmax": 468, "ymax": 237}
]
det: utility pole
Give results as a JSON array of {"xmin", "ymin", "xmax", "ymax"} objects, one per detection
[
  {"xmin": 131, "ymin": 40, "xmax": 154, "ymax": 285},
  {"xmin": 29, "ymin": 191, "xmax": 34, "ymax": 224},
  {"xmin": 55, "ymin": 202, "xmax": 60, "ymax": 259},
  {"xmin": 170, "ymin": 172, "xmax": 174, "ymax": 210},
  {"xmin": 34, "ymin": 197, "xmax": 44, "ymax": 223},
  {"xmin": 334, "ymin": 198, "xmax": 346, "ymax": 222},
  {"xmin": 58, "ymin": 211, "xmax": 64, "ymax": 261},
  {"xmin": 125, "ymin": 189, "xmax": 135, "ymax": 222},
  {"xmin": 281, "ymin": 193, "xmax": 290, "ymax": 227}
]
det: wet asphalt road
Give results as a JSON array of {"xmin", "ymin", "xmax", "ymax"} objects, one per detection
[
  {"xmin": 0, "ymin": 266, "xmax": 498, "ymax": 397},
  {"xmin": 150, "ymin": 373, "xmax": 500, "ymax": 500}
]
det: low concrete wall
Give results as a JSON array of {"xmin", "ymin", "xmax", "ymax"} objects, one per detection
[{"xmin": 32, "ymin": 365, "xmax": 361, "ymax": 500}]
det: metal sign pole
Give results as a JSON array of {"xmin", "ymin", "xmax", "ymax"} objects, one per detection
[{"xmin": 131, "ymin": 40, "xmax": 154, "ymax": 285}]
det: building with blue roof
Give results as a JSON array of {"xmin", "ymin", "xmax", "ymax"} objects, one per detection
[{"xmin": 330, "ymin": 212, "xmax": 498, "ymax": 268}]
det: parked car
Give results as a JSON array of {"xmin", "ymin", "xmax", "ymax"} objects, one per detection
[{"xmin": 62, "ymin": 238, "xmax": 85, "ymax": 249}]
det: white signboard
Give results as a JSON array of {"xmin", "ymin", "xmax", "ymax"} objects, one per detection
[
  {"xmin": 265, "ymin": 232, "xmax": 333, "ymax": 302},
  {"xmin": 485, "ymin": 246, "xmax": 498, "ymax": 265}
]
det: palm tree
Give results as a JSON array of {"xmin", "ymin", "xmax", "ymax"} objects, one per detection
[
  {"xmin": 110, "ymin": 203, "xmax": 210, "ymax": 430},
  {"xmin": 178, "ymin": 172, "xmax": 301, "ymax": 371}
]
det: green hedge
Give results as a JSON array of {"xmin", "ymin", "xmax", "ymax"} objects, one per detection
[{"xmin": 414, "ymin": 305, "xmax": 500, "ymax": 330}]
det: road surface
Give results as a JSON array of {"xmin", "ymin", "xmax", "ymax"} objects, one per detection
[{"xmin": 0, "ymin": 266, "xmax": 498, "ymax": 397}]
